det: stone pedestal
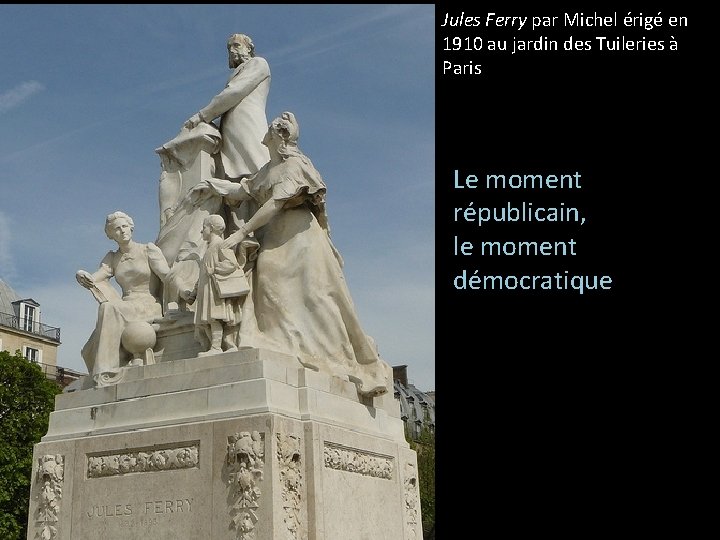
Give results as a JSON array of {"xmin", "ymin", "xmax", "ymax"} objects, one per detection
[
  {"xmin": 153, "ymin": 311, "xmax": 203, "ymax": 363},
  {"xmin": 27, "ymin": 349, "xmax": 422, "ymax": 540}
]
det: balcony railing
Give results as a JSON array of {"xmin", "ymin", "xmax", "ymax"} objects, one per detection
[
  {"xmin": 33, "ymin": 361, "xmax": 85, "ymax": 387},
  {"xmin": 0, "ymin": 311, "xmax": 61, "ymax": 342}
]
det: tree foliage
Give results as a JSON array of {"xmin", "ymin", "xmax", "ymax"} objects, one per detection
[
  {"xmin": 409, "ymin": 425, "xmax": 435, "ymax": 540},
  {"xmin": 0, "ymin": 350, "xmax": 61, "ymax": 540}
]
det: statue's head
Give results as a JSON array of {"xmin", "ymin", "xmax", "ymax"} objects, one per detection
[
  {"xmin": 264, "ymin": 112, "xmax": 301, "ymax": 159},
  {"xmin": 268, "ymin": 112, "xmax": 299, "ymax": 143},
  {"xmin": 105, "ymin": 211, "xmax": 134, "ymax": 240},
  {"xmin": 203, "ymin": 214, "xmax": 226, "ymax": 235},
  {"xmin": 227, "ymin": 34, "xmax": 255, "ymax": 68}
]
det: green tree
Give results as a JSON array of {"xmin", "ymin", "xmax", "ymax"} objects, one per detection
[
  {"xmin": 0, "ymin": 350, "xmax": 61, "ymax": 540},
  {"xmin": 409, "ymin": 425, "xmax": 435, "ymax": 539}
]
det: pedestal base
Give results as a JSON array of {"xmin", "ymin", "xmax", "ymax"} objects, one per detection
[{"xmin": 27, "ymin": 349, "xmax": 422, "ymax": 540}]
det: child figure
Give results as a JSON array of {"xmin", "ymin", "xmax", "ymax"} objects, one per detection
[{"xmin": 188, "ymin": 214, "xmax": 247, "ymax": 355}]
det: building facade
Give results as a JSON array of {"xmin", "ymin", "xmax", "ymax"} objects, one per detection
[
  {"xmin": 393, "ymin": 364, "xmax": 435, "ymax": 440},
  {"xmin": 0, "ymin": 277, "xmax": 81, "ymax": 387}
]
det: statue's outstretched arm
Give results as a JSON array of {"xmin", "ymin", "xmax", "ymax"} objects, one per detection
[{"xmin": 222, "ymin": 198, "xmax": 284, "ymax": 249}]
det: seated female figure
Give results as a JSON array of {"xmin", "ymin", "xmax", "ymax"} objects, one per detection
[{"xmin": 76, "ymin": 211, "xmax": 170, "ymax": 385}]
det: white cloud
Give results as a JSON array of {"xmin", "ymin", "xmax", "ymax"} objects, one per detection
[{"xmin": 0, "ymin": 80, "xmax": 45, "ymax": 114}]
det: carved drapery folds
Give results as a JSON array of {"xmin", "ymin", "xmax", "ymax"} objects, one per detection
[
  {"xmin": 34, "ymin": 454, "xmax": 64, "ymax": 540},
  {"xmin": 86, "ymin": 444, "xmax": 199, "ymax": 478},
  {"xmin": 277, "ymin": 433, "xmax": 303, "ymax": 540},
  {"xmin": 323, "ymin": 442, "xmax": 393, "ymax": 480},
  {"xmin": 226, "ymin": 431, "xmax": 265, "ymax": 540}
]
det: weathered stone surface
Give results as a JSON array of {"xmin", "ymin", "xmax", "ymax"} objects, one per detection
[{"xmin": 29, "ymin": 368, "xmax": 420, "ymax": 539}]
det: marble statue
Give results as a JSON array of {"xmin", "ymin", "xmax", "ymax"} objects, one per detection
[
  {"xmin": 184, "ymin": 214, "xmax": 249, "ymax": 355},
  {"xmin": 154, "ymin": 33, "xmax": 271, "ymax": 311},
  {"xmin": 76, "ymin": 211, "xmax": 170, "ymax": 385},
  {"xmin": 77, "ymin": 40, "xmax": 392, "ymax": 399},
  {"xmin": 183, "ymin": 33, "xmax": 271, "ymax": 180},
  {"xmin": 192, "ymin": 112, "xmax": 392, "ymax": 397},
  {"xmin": 46, "ymin": 30, "xmax": 420, "ymax": 540}
]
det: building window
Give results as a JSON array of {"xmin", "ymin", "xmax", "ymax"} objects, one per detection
[
  {"xmin": 23, "ymin": 346, "xmax": 41, "ymax": 363},
  {"xmin": 23, "ymin": 304, "xmax": 37, "ymax": 332}
]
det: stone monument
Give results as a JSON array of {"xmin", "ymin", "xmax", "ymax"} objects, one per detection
[{"xmin": 27, "ymin": 33, "xmax": 422, "ymax": 540}]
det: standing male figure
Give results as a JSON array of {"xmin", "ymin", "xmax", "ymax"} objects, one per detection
[{"xmin": 184, "ymin": 33, "xmax": 271, "ymax": 180}]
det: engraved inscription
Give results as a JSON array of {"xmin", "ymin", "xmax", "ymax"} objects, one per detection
[
  {"xmin": 277, "ymin": 433, "xmax": 303, "ymax": 540},
  {"xmin": 86, "ymin": 504, "xmax": 133, "ymax": 518},
  {"xmin": 86, "ymin": 442, "xmax": 199, "ymax": 478},
  {"xmin": 142, "ymin": 499, "xmax": 194, "ymax": 515},
  {"xmin": 34, "ymin": 454, "xmax": 64, "ymax": 540},
  {"xmin": 323, "ymin": 442, "xmax": 393, "ymax": 479},
  {"xmin": 119, "ymin": 515, "xmax": 160, "ymax": 529},
  {"xmin": 226, "ymin": 431, "xmax": 265, "ymax": 540},
  {"xmin": 84, "ymin": 498, "xmax": 194, "ymax": 519}
]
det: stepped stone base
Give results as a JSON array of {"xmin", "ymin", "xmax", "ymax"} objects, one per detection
[{"xmin": 27, "ymin": 348, "xmax": 422, "ymax": 540}]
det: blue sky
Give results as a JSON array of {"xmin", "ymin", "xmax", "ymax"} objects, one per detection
[{"xmin": 0, "ymin": 5, "xmax": 435, "ymax": 391}]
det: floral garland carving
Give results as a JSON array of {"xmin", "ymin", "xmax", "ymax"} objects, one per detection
[
  {"xmin": 403, "ymin": 462, "xmax": 420, "ymax": 539},
  {"xmin": 323, "ymin": 442, "xmax": 393, "ymax": 479},
  {"xmin": 35, "ymin": 454, "xmax": 64, "ymax": 540},
  {"xmin": 226, "ymin": 431, "xmax": 265, "ymax": 540},
  {"xmin": 277, "ymin": 433, "xmax": 303, "ymax": 539},
  {"xmin": 87, "ymin": 444, "xmax": 199, "ymax": 478}
]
